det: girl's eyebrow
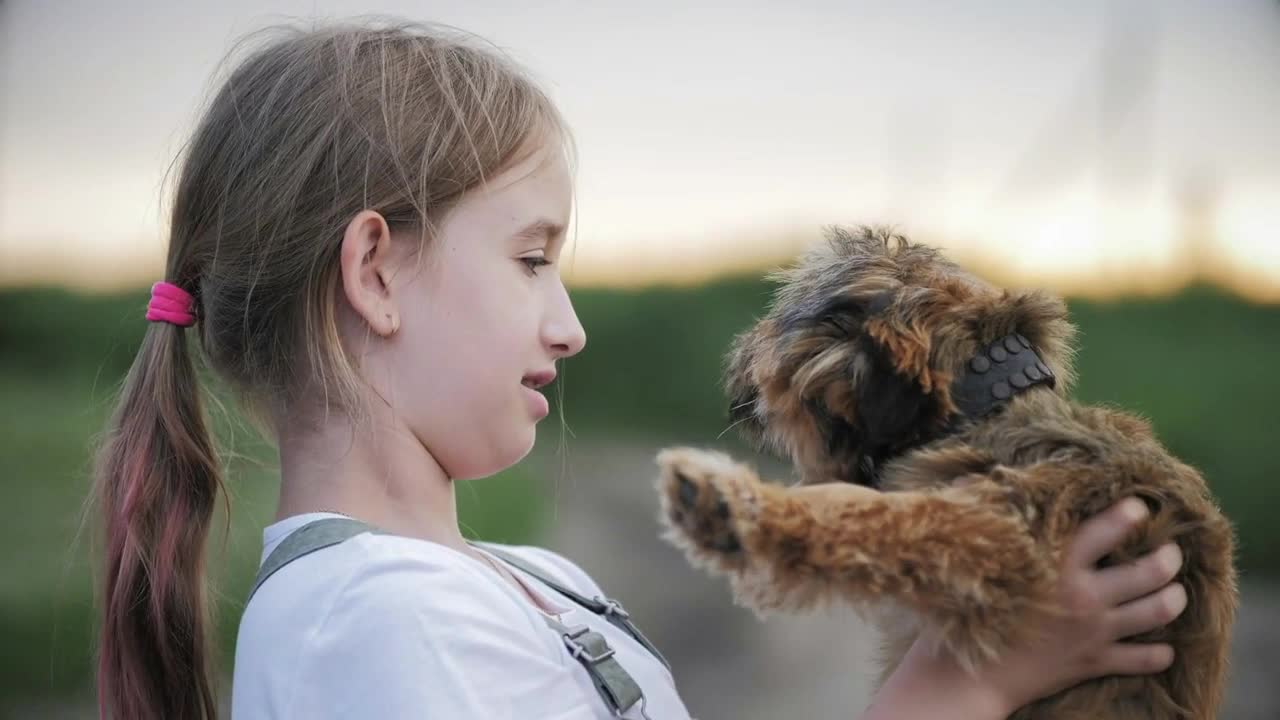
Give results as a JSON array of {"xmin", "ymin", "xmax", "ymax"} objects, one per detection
[{"xmin": 510, "ymin": 218, "xmax": 565, "ymax": 243}]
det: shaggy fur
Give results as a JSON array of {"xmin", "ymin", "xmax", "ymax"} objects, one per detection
[{"xmin": 655, "ymin": 228, "xmax": 1237, "ymax": 719}]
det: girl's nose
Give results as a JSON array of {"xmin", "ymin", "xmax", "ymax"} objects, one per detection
[{"xmin": 545, "ymin": 283, "xmax": 587, "ymax": 359}]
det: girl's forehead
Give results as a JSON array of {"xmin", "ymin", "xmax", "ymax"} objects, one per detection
[
  {"xmin": 488, "ymin": 139, "xmax": 570, "ymax": 194},
  {"xmin": 431, "ymin": 141, "xmax": 571, "ymax": 244},
  {"xmin": 473, "ymin": 145, "xmax": 571, "ymax": 223}
]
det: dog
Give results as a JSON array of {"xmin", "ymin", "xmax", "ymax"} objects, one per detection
[{"xmin": 655, "ymin": 227, "xmax": 1236, "ymax": 719}]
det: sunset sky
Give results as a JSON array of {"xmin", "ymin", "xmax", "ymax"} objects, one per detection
[{"xmin": 2, "ymin": 0, "xmax": 1278, "ymax": 299}]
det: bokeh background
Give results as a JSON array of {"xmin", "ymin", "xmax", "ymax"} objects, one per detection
[{"xmin": 2, "ymin": 1, "xmax": 1278, "ymax": 718}]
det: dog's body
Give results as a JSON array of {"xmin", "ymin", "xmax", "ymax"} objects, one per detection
[{"xmin": 655, "ymin": 228, "xmax": 1236, "ymax": 719}]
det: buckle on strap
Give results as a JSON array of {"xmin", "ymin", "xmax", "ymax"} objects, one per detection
[
  {"xmin": 594, "ymin": 596, "xmax": 630, "ymax": 619},
  {"xmin": 543, "ymin": 616, "xmax": 645, "ymax": 714},
  {"xmin": 561, "ymin": 625, "xmax": 617, "ymax": 664}
]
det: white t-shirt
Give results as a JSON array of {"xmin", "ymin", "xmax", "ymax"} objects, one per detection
[{"xmin": 230, "ymin": 513, "xmax": 693, "ymax": 720}]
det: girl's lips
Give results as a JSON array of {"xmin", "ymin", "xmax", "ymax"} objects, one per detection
[
  {"xmin": 523, "ymin": 384, "xmax": 550, "ymax": 418},
  {"xmin": 521, "ymin": 369, "xmax": 557, "ymax": 389}
]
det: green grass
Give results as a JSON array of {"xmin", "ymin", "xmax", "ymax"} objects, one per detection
[{"xmin": 1, "ymin": 279, "xmax": 1277, "ymax": 703}]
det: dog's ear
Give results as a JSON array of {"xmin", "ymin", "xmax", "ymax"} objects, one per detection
[
  {"xmin": 859, "ymin": 287, "xmax": 954, "ymax": 406},
  {"xmin": 814, "ymin": 290, "xmax": 951, "ymax": 484},
  {"xmin": 852, "ymin": 335, "xmax": 943, "ymax": 451}
]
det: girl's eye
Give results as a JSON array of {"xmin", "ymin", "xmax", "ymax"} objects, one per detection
[{"xmin": 520, "ymin": 256, "xmax": 551, "ymax": 274}]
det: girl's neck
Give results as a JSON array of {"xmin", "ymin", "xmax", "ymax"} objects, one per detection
[{"xmin": 274, "ymin": 406, "xmax": 469, "ymax": 554}]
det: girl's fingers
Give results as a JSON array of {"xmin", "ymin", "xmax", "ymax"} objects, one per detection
[
  {"xmin": 1101, "ymin": 642, "xmax": 1176, "ymax": 675},
  {"xmin": 1095, "ymin": 543, "xmax": 1183, "ymax": 605},
  {"xmin": 1108, "ymin": 582, "xmax": 1187, "ymax": 639},
  {"xmin": 1068, "ymin": 497, "xmax": 1148, "ymax": 568}
]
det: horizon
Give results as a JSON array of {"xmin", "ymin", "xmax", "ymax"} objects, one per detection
[{"xmin": 2, "ymin": 1, "xmax": 1278, "ymax": 301}]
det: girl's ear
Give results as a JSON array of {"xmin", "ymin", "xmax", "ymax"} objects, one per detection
[{"xmin": 339, "ymin": 209, "xmax": 400, "ymax": 337}]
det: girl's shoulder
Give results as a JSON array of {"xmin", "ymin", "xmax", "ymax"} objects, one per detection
[
  {"xmin": 233, "ymin": 528, "xmax": 603, "ymax": 718},
  {"xmin": 337, "ymin": 531, "xmax": 515, "ymax": 603},
  {"xmin": 242, "ymin": 519, "xmax": 542, "ymax": 633},
  {"xmin": 241, "ymin": 513, "xmax": 608, "ymax": 646},
  {"xmin": 486, "ymin": 542, "xmax": 610, "ymax": 599}
]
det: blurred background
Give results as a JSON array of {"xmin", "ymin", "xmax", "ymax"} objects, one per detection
[{"xmin": 1, "ymin": 0, "xmax": 1277, "ymax": 718}]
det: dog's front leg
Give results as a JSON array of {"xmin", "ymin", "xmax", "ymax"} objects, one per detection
[{"xmin": 656, "ymin": 447, "xmax": 1056, "ymax": 671}]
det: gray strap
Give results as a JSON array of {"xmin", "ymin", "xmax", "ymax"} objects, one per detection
[
  {"xmin": 247, "ymin": 517, "xmax": 378, "ymax": 603},
  {"xmin": 475, "ymin": 542, "xmax": 672, "ymax": 673},
  {"xmin": 541, "ymin": 613, "xmax": 645, "ymax": 716}
]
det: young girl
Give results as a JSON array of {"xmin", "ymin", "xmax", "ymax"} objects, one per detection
[{"xmin": 93, "ymin": 19, "xmax": 1188, "ymax": 720}]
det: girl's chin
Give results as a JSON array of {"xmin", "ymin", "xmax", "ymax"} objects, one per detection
[
  {"xmin": 503, "ymin": 423, "xmax": 540, "ymax": 468},
  {"xmin": 453, "ymin": 441, "xmax": 534, "ymax": 481}
]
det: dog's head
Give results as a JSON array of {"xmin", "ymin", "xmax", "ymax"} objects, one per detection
[{"xmin": 725, "ymin": 226, "xmax": 1077, "ymax": 486}]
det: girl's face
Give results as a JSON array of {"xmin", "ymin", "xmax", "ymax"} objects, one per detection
[{"xmin": 384, "ymin": 139, "xmax": 585, "ymax": 480}]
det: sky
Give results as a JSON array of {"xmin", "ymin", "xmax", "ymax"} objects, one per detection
[{"xmin": 2, "ymin": 0, "xmax": 1278, "ymax": 298}]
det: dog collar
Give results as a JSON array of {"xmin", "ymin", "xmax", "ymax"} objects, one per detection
[
  {"xmin": 856, "ymin": 333, "xmax": 1056, "ymax": 487},
  {"xmin": 950, "ymin": 332, "xmax": 1056, "ymax": 420}
]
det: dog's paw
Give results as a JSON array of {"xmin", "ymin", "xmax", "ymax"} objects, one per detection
[{"xmin": 655, "ymin": 447, "xmax": 762, "ymax": 571}]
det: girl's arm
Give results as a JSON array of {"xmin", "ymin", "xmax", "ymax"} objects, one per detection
[{"xmin": 861, "ymin": 496, "xmax": 1184, "ymax": 719}]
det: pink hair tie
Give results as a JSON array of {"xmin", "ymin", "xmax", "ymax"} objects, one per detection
[{"xmin": 146, "ymin": 281, "xmax": 197, "ymax": 327}]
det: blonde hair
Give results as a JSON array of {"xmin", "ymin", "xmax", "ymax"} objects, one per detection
[{"xmin": 92, "ymin": 18, "xmax": 569, "ymax": 719}]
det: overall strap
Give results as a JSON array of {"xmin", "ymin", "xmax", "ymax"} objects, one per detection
[
  {"xmin": 540, "ymin": 612, "xmax": 649, "ymax": 717},
  {"xmin": 475, "ymin": 543, "xmax": 672, "ymax": 673},
  {"xmin": 247, "ymin": 517, "xmax": 379, "ymax": 604}
]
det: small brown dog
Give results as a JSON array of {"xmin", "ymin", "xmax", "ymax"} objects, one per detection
[{"xmin": 655, "ymin": 228, "xmax": 1236, "ymax": 719}]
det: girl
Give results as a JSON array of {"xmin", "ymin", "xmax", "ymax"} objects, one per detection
[{"xmin": 93, "ymin": 19, "xmax": 1188, "ymax": 720}]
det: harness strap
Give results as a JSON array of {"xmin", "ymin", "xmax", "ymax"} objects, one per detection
[
  {"xmin": 246, "ymin": 518, "xmax": 656, "ymax": 717},
  {"xmin": 475, "ymin": 542, "xmax": 673, "ymax": 672},
  {"xmin": 248, "ymin": 517, "xmax": 380, "ymax": 603}
]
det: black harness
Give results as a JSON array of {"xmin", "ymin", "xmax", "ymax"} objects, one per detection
[{"xmin": 949, "ymin": 332, "xmax": 1057, "ymax": 420}]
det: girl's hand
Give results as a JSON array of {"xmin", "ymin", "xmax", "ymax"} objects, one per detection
[
  {"xmin": 864, "ymin": 496, "xmax": 1186, "ymax": 719},
  {"xmin": 981, "ymin": 496, "xmax": 1185, "ymax": 712}
]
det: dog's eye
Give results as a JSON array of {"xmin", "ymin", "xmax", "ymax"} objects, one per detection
[
  {"xmin": 820, "ymin": 314, "xmax": 850, "ymax": 334},
  {"xmin": 813, "ymin": 297, "xmax": 865, "ymax": 333}
]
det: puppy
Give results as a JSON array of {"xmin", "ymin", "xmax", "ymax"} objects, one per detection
[{"xmin": 656, "ymin": 228, "xmax": 1236, "ymax": 719}]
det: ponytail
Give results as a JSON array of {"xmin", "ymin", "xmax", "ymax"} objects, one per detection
[{"xmin": 93, "ymin": 313, "xmax": 221, "ymax": 719}]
